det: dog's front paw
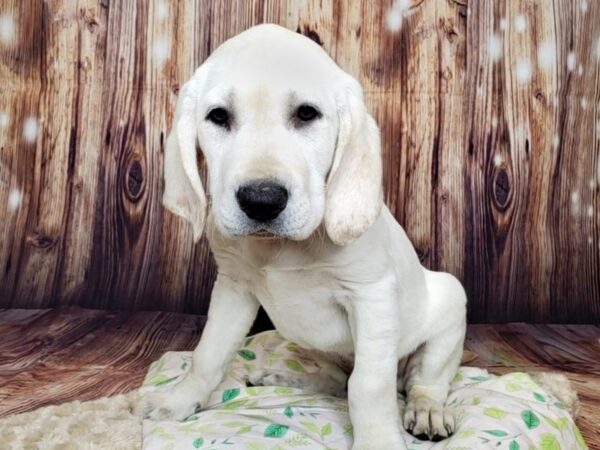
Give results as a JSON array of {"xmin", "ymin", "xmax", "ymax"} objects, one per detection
[
  {"xmin": 135, "ymin": 380, "xmax": 210, "ymax": 421},
  {"xmin": 352, "ymin": 435, "xmax": 407, "ymax": 450},
  {"xmin": 403, "ymin": 395, "xmax": 455, "ymax": 441},
  {"xmin": 135, "ymin": 390, "xmax": 201, "ymax": 421}
]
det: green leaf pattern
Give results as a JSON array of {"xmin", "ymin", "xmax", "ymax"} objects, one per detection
[
  {"xmin": 222, "ymin": 388, "xmax": 241, "ymax": 403},
  {"xmin": 141, "ymin": 330, "xmax": 586, "ymax": 450},
  {"xmin": 264, "ymin": 424, "xmax": 289, "ymax": 438},
  {"xmin": 237, "ymin": 349, "xmax": 257, "ymax": 361},
  {"xmin": 521, "ymin": 410, "xmax": 540, "ymax": 430},
  {"xmin": 484, "ymin": 407, "xmax": 507, "ymax": 419},
  {"xmin": 540, "ymin": 433, "xmax": 561, "ymax": 450}
]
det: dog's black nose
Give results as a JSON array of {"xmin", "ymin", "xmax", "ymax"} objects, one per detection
[{"xmin": 236, "ymin": 180, "xmax": 288, "ymax": 222}]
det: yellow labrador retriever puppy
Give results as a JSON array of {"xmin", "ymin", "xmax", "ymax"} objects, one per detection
[{"xmin": 138, "ymin": 24, "xmax": 467, "ymax": 449}]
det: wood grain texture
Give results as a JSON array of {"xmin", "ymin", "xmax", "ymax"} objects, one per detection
[
  {"xmin": 0, "ymin": 308, "xmax": 207, "ymax": 415},
  {"xmin": 0, "ymin": 1, "xmax": 599, "ymax": 322},
  {"xmin": 0, "ymin": 309, "xmax": 598, "ymax": 447}
]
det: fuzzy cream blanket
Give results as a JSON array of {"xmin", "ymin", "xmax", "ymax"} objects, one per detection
[{"xmin": 0, "ymin": 392, "xmax": 141, "ymax": 450}]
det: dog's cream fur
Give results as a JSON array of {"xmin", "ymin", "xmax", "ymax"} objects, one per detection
[{"xmin": 139, "ymin": 24, "xmax": 467, "ymax": 449}]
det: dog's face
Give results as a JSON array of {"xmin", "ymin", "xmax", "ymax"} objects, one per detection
[
  {"xmin": 198, "ymin": 50, "xmax": 339, "ymax": 240},
  {"xmin": 163, "ymin": 24, "xmax": 383, "ymax": 246}
]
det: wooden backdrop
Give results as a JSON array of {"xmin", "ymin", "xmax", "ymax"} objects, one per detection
[{"xmin": 0, "ymin": 0, "xmax": 599, "ymax": 323}]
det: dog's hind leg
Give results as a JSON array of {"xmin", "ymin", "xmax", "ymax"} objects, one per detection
[{"xmin": 402, "ymin": 271, "xmax": 467, "ymax": 441}]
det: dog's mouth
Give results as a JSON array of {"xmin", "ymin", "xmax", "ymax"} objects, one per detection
[{"xmin": 249, "ymin": 229, "xmax": 282, "ymax": 240}]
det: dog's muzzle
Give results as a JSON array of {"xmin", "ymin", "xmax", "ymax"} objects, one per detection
[{"xmin": 236, "ymin": 179, "xmax": 288, "ymax": 222}]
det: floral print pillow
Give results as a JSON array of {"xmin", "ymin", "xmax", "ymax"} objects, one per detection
[{"xmin": 141, "ymin": 331, "xmax": 587, "ymax": 450}]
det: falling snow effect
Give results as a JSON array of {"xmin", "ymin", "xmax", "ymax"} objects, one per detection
[
  {"xmin": 0, "ymin": 13, "xmax": 15, "ymax": 43},
  {"xmin": 153, "ymin": 37, "xmax": 170, "ymax": 66},
  {"xmin": 589, "ymin": 179, "xmax": 597, "ymax": 191},
  {"xmin": 23, "ymin": 117, "xmax": 38, "ymax": 143},
  {"xmin": 552, "ymin": 135, "xmax": 560, "ymax": 149},
  {"xmin": 571, "ymin": 191, "xmax": 581, "ymax": 217},
  {"xmin": 587, "ymin": 205, "xmax": 594, "ymax": 218},
  {"xmin": 493, "ymin": 154, "xmax": 504, "ymax": 167},
  {"xmin": 537, "ymin": 41, "xmax": 556, "ymax": 69},
  {"xmin": 8, "ymin": 189, "xmax": 22, "ymax": 211},
  {"xmin": 516, "ymin": 59, "xmax": 532, "ymax": 84},
  {"xmin": 0, "ymin": 112, "xmax": 8, "ymax": 128},
  {"xmin": 577, "ymin": 64, "xmax": 583, "ymax": 76},
  {"xmin": 567, "ymin": 52, "xmax": 576, "ymax": 72},
  {"xmin": 499, "ymin": 18, "xmax": 507, "ymax": 31},
  {"xmin": 515, "ymin": 14, "xmax": 527, "ymax": 33},
  {"xmin": 491, "ymin": 116, "xmax": 498, "ymax": 128},
  {"xmin": 488, "ymin": 34, "xmax": 502, "ymax": 62},
  {"xmin": 580, "ymin": 0, "xmax": 588, "ymax": 13},
  {"xmin": 156, "ymin": 1, "xmax": 169, "ymax": 21},
  {"xmin": 385, "ymin": 0, "xmax": 411, "ymax": 32},
  {"xmin": 581, "ymin": 97, "xmax": 588, "ymax": 110}
]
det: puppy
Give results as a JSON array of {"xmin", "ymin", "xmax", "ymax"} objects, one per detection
[{"xmin": 138, "ymin": 24, "xmax": 467, "ymax": 450}]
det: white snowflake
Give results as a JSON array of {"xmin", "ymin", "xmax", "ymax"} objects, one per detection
[
  {"xmin": 537, "ymin": 41, "xmax": 556, "ymax": 69},
  {"xmin": 491, "ymin": 116, "xmax": 498, "ymax": 128},
  {"xmin": 0, "ymin": 111, "xmax": 8, "ymax": 128},
  {"xmin": 8, "ymin": 189, "xmax": 22, "ymax": 211},
  {"xmin": 386, "ymin": 0, "xmax": 411, "ymax": 32},
  {"xmin": 580, "ymin": 97, "xmax": 588, "ymax": 109},
  {"xmin": 385, "ymin": 10, "xmax": 403, "ymax": 32},
  {"xmin": 567, "ymin": 52, "xmax": 576, "ymax": 71},
  {"xmin": 589, "ymin": 178, "xmax": 597, "ymax": 190},
  {"xmin": 488, "ymin": 34, "xmax": 503, "ymax": 62},
  {"xmin": 0, "ymin": 13, "xmax": 15, "ymax": 43},
  {"xmin": 587, "ymin": 205, "xmax": 594, "ymax": 217},
  {"xmin": 499, "ymin": 18, "xmax": 507, "ymax": 31},
  {"xmin": 571, "ymin": 191, "xmax": 580, "ymax": 203},
  {"xmin": 581, "ymin": 0, "xmax": 589, "ymax": 13},
  {"xmin": 152, "ymin": 37, "xmax": 170, "ymax": 66},
  {"xmin": 156, "ymin": 1, "xmax": 169, "ymax": 21},
  {"xmin": 515, "ymin": 125, "xmax": 528, "ymax": 143},
  {"xmin": 577, "ymin": 64, "xmax": 583, "ymax": 76},
  {"xmin": 23, "ymin": 116, "xmax": 38, "ymax": 143},
  {"xmin": 493, "ymin": 154, "xmax": 504, "ymax": 167},
  {"xmin": 515, "ymin": 14, "xmax": 527, "ymax": 33},
  {"xmin": 516, "ymin": 59, "xmax": 532, "ymax": 84},
  {"xmin": 571, "ymin": 191, "xmax": 581, "ymax": 217},
  {"xmin": 552, "ymin": 134, "xmax": 560, "ymax": 149}
]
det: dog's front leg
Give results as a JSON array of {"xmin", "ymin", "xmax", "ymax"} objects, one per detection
[
  {"xmin": 345, "ymin": 280, "xmax": 407, "ymax": 450},
  {"xmin": 136, "ymin": 273, "xmax": 259, "ymax": 421}
]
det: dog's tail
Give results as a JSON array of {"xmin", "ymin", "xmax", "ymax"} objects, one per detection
[{"xmin": 530, "ymin": 372, "xmax": 580, "ymax": 418}]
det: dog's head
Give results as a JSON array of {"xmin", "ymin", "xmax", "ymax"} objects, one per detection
[{"xmin": 163, "ymin": 24, "xmax": 382, "ymax": 246}]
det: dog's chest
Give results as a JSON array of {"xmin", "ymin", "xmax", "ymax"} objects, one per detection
[{"xmin": 251, "ymin": 265, "xmax": 354, "ymax": 356}]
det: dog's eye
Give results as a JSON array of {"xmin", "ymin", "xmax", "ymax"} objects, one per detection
[
  {"xmin": 295, "ymin": 104, "xmax": 321, "ymax": 122},
  {"xmin": 206, "ymin": 107, "xmax": 230, "ymax": 127}
]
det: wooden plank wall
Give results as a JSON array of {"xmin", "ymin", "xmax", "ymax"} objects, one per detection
[{"xmin": 0, "ymin": 0, "xmax": 598, "ymax": 322}]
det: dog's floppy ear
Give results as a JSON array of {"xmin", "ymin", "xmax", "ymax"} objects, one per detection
[
  {"xmin": 325, "ymin": 77, "xmax": 383, "ymax": 246},
  {"xmin": 162, "ymin": 76, "xmax": 207, "ymax": 243}
]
